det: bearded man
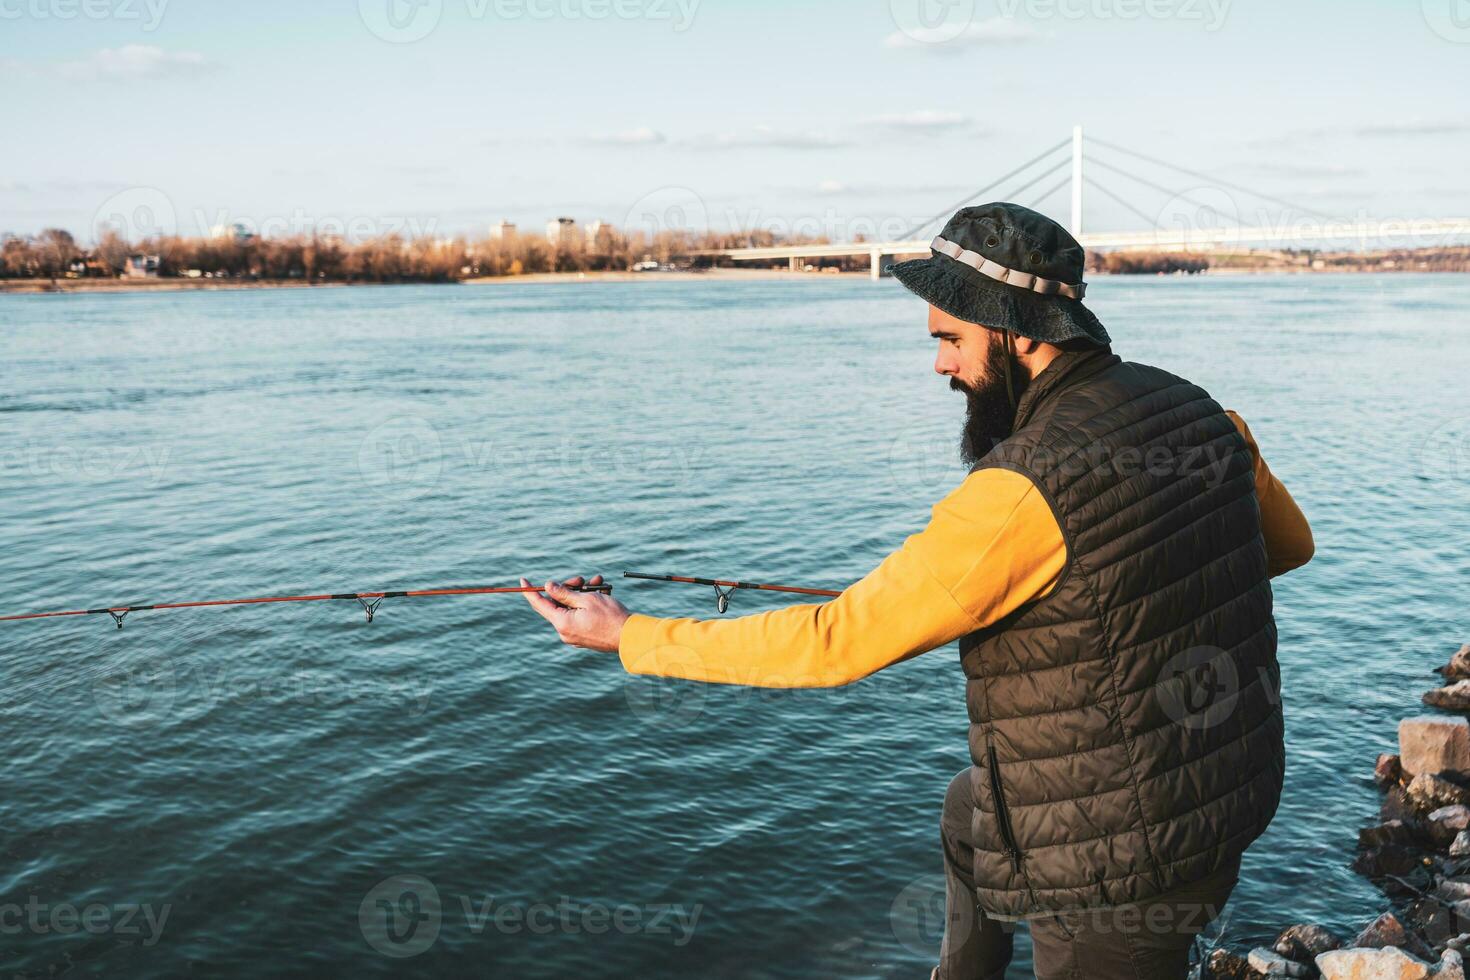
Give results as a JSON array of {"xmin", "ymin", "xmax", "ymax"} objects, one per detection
[{"xmin": 524, "ymin": 203, "xmax": 1314, "ymax": 980}]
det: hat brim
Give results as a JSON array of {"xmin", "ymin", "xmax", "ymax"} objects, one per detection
[{"xmin": 890, "ymin": 254, "xmax": 1111, "ymax": 347}]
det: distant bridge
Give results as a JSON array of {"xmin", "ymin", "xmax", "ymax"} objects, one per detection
[{"xmin": 695, "ymin": 128, "xmax": 1470, "ymax": 280}]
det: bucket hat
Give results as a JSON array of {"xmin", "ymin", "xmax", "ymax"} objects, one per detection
[{"xmin": 891, "ymin": 203, "xmax": 1110, "ymax": 346}]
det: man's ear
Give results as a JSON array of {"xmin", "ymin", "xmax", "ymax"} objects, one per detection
[{"xmin": 1012, "ymin": 334, "xmax": 1043, "ymax": 355}]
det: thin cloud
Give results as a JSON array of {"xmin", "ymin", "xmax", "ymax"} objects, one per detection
[
  {"xmin": 1241, "ymin": 162, "xmax": 1366, "ymax": 178},
  {"xmin": 884, "ymin": 19, "xmax": 1041, "ymax": 51},
  {"xmin": 1354, "ymin": 120, "xmax": 1470, "ymax": 138},
  {"xmin": 587, "ymin": 127, "xmax": 668, "ymax": 146},
  {"xmin": 686, "ymin": 126, "xmax": 852, "ymax": 151},
  {"xmin": 865, "ymin": 110, "xmax": 972, "ymax": 133},
  {"xmin": 58, "ymin": 45, "xmax": 214, "ymax": 81},
  {"xmin": 1248, "ymin": 120, "xmax": 1470, "ymax": 148}
]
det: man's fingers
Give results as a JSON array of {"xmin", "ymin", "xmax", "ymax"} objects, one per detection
[
  {"xmin": 588, "ymin": 574, "xmax": 605, "ymax": 586},
  {"xmin": 521, "ymin": 577, "xmax": 567, "ymax": 623},
  {"xmin": 544, "ymin": 580, "xmax": 588, "ymax": 609}
]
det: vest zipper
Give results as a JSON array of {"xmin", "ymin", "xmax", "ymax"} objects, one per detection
[{"xmin": 987, "ymin": 743, "xmax": 1024, "ymax": 873}]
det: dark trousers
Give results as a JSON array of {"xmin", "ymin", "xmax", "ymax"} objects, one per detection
[{"xmin": 939, "ymin": 769, "xmax": 1241, "ymax": 980}]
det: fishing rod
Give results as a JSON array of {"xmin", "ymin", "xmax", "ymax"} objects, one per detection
[
  {"xmin": 623, "ymin": 572, "xmax": 842, "ymax": 614},
  {"xmin": 0, "ymin": 583, "xmax": 613, "ymax": 630}
]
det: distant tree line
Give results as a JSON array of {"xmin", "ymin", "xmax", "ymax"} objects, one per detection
[
  {"xmin": 1087, "ymin": 252, "xmax": 1212, "ymax": 275},
  {"xmin": 0, "ymin": 224, "xmax": 851, "ymax": 283}
]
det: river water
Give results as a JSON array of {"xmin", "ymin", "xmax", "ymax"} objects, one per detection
[{"xmin": 2, "ymin": 275, "xmax": 1468, "ymax": 977}]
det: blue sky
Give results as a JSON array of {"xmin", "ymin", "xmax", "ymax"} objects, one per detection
[{"xmin": 2, "ymin": 0, "xmax": 1467, "ymax": 242}]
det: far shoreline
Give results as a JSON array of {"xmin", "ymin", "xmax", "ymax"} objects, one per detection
[{"xmin": 1, "ymin": 264, "xmax": 1464, "ymax": 295}]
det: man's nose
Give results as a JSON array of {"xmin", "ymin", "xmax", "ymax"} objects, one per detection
[{"xmin": 935, "ymin": 353, "xmax": 956, "ymax": 376}]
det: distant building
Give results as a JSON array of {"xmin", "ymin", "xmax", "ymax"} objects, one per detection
[
  {"xmin": 209, "ymin": 222, "xmax": 255, "ymax": 244},
  {"xmin": 547, "ymin": 217, "xmax": 580, "ymax": 250},
  {"xmin": 123, "ymin": 254, "xmax": 161, "ymax": 278},
  {"xmin": 585, "ymin": 220, "xmax": 615, "ymax": 253},
  {"xmin": 490, "ymin": 220, "xmax": 517, "ymax": 243}
]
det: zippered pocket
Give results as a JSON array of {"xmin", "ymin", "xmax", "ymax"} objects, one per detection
[{"xmin": 987, "ymin": 743, "xmax": 1024, "ymax": 873}]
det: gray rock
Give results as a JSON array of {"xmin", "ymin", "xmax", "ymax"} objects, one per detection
[
  {"xmin": 1442, "ymin": 644, "xmax": 1470, "ymax": 681},
  {"xmin": 1249, "ymin": 946, "xmax": 1309, "ymax": 976},
  {"xmin": 1275, "ymin": 923, "xmax": 1343, "ymax": 963},
  {"xmin": 1411, "ymin": 773, "xmax": 1470, "ymax": 812},
  {"xmin": 1402, "ymin": 718, "xmax": 1470, "ymax": 776},
  {"xmin": 1208, "ymin": 948, "xmax": 1264, "ymax": 978},
  {"xmin": 1449, "ymin": 902, "xmax": 1470, "ymax": 937},
  {"xmin": 1432, "ymin": 807, "xmax": 1470, "ymax": 832},
  {"xmin": 1315, "ymin": 946, "xmax": 1462, "ymax": 979},
  {"xmin": 1406, "ymin": 896, "xmax": 1459, "ymax": 950},
  {"xmin": 1454, "ymin": 832, "xmax": 1470, "ymax": 858},
  {"xmin": 1355, "ymin": 843, "xmax": 1429, "ymax": 880},
  {"xmin": 1353, "ymin": 912, "xmax": 1438, "ymax": 961},
  {"xmin": 1380, "ymin": 754, "xmax": 1408, "ymax": 787},
  {"xmin": 1426, "ymin": 682, "xmax": 1470, "ymax": 713},
  {"xmin": 1361, "ymin": 820, "xmax": 1419, "ymax": 849}
]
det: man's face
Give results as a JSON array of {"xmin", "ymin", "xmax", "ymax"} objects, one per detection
[
  {"xmin": 929, "ymin": 305, "xmax": 996, "ymax": 388},
  {"xmin": 928, "ymin": 306, "xmax": 1027, "ymax": 466}
]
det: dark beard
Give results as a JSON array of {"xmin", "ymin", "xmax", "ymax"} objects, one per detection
[{"xmin": 954, "ymin": 335, "xmax": 1029, "ymax": 468}]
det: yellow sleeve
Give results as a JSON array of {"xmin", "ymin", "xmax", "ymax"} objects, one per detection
[
  {"xmin": 617, "ymin": 468, "xmax": 1066, "ymax": 688},
  {"xmin": 1226, "ymin": 411, "xmax": 1315, "ymax": 577}
]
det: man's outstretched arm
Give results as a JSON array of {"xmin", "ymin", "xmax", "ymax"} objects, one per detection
[
  {"xmin": 1226, "ymin": 411, "xmax": 1315, "ymax": 577},
  {"xmin": 525, "ymin": 468, "xmax": 1066, "ymax": 688}
]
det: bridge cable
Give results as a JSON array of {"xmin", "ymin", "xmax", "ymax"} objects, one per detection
[
  {"xmin": 899, "ymin": 138, "xmax": 1072, "ymax": 241},
  {"xmin": 1083, "ymin": 175, "xmax": 1166, "ymax": 231},
  {"xmin": 1086, "ymin": 155, "xmax": 1246, "ymax": 221},
  {"xmin": 1086, "ymin": 136, "xmax": 1339, "ymax": 221},
  {"xmin": 998, "ymin": 158, "xmax": 1073, "ymax": 207},
  {"xmin": 1026, "ymin": 174, "xmax": 1077, "ymax": 213}
]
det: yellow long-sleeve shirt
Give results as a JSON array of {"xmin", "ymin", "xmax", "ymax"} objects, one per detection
[{"xmin": 618, "ymin": 412, "xmax": 1313, "ymax": 688}]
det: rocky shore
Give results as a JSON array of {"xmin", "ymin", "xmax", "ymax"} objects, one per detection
[{"xmin": 1206, "ymin": 644, "xmax": 1470, "ymax": 979}]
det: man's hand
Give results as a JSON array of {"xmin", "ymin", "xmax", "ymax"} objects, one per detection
[{"xmin": 521, "ymin": 575, "xmax": 630, "ymax": 654}]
